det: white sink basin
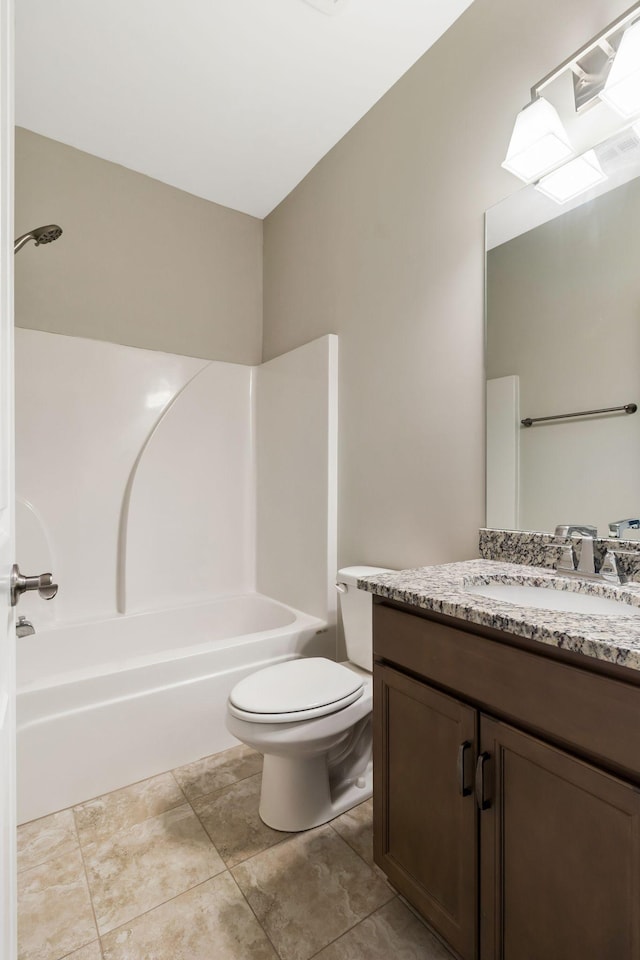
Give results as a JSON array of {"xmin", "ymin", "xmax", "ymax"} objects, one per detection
[{"xmin": 464, "ymin": 582, "xmax": 640, "ymax": 617}]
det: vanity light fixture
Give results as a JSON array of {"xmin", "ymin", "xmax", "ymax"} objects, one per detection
[
  {"xmin": 534, "ymin": 149, "xmax": 607, "ymax": 204},
  {"xmin": 600, "ymin": 18, "xmax": 640, "ymax": 118},
  {"xmin": 502, "ymin": 98, "xmax": 573, "ymax": 183},
  {"xmin": 502, "ymin": 1, "xmax": 640, "ymax": 184}
]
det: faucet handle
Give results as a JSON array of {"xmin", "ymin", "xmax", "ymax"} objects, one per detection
[
  {"xmin": 544, "ymin": 543, "xmax": 575, "ymax": 571},
  {"xmin": 600, "ymin": 550, "xmax": 627, "ymax": 584},
  {"xmin": 10, "ymin": 564, "xmax": 58, "ymax": 606},
  {"xmin": 559, "ymin": 544, "xmax": 576, "ymax": 571}
]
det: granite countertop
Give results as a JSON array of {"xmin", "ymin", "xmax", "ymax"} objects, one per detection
[{"xmin": 358, "ymin": 559, "xmax": 640, "ymax": 673}]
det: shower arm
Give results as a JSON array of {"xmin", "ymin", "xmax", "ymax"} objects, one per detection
[{"xmin": 13, "ymin": 233, "xmax": 37, "ymax": 254}]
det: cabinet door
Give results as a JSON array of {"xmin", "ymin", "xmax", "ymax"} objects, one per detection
[
  {"xmin": 479, "ymin": 716, "xmax": 640, "ymax": 960},
  {"xmin": 374, "ymin": 664, "xmax": 478, "ymax": 959}
]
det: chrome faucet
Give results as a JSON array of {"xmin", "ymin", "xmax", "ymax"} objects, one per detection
[
  {"xmin": 553, "ymin": 526, "xmax": 599, "ymax": 577},
  {"xmin": 549, "ymin": 538, "xmax": 597, "ymax": 577},
  {"xmin": 549, "ymin": 533, "xmax": 629, "ymax": 584},
  {"xmin": 554, "ymin": 524, "xmax": 598, "ymax": 539},
  {"xmin": 575, "ymin": 534, "xmax": 595, "ymax": 576},
  {"xmin": 608, "ymin": 518, "xmax": 640, "ymax": 539}
]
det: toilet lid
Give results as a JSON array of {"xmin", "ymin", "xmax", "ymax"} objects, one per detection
[{"xmin": 229, "ymin": 657, "xmax": 364, "ymax": 721}]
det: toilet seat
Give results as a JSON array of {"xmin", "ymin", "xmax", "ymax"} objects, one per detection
[{"xmin": 228, "ymin": 657, "xmax": 364, "ymax": 724}]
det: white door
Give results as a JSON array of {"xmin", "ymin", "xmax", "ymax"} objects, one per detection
[{"xmin": 0, "ymin": 0, "xmax": 16, "ymax": 955}]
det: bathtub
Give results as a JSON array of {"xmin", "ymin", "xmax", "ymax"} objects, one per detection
[{"xmin": 17, "ymin": 594, "xmax": 331, "ymax": 824}]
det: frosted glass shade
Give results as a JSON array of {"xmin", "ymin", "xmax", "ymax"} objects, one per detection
[
  {"xmin": 502, "ymin": 98, "xmax": 573, "ymax": 183},
  {"xmin": 534, "ymin": 150, "xmax": 607, "ymax": 204},
  {"xmin": 600, "ymin": 20, "xmax": 640, "ymax": 119}
]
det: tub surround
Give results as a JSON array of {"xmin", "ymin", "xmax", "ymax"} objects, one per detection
[
  {"xmin": 479, "ymin": 526, "xmax": 640, "ymax": 581},
  {"xmin": 16, "ymin": 328, "xmax": 338, "ymax": 626},
  {"xmin": 359, "ymin": 559, "xmax": 640, "ymax": 672},
  {"xmin": 256, "ymin": 336, "xmax": 339, "ymax": 622}
]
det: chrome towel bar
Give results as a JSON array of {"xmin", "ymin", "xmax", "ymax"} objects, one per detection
[{"xmin": 521, "ymin": 402, "xmax": 637, "ymax": 427}]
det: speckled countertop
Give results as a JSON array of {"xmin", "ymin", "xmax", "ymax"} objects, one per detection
[{"xmin": 358, "ymin": 559, "xmax": 640, "ymax": 673}]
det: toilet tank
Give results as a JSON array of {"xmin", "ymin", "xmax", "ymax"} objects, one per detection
[{"xmin": 337, "ymin": 565, "xmax": 394, "ymax": 672}]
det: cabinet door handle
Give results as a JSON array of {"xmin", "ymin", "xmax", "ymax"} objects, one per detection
[
  {"xmin": 457, "ymin": 740, "xmax": 473, "ymax": 796},
  {"xmin": 475, "ymin": 752, "xmax": 491, "ymax": 811}
]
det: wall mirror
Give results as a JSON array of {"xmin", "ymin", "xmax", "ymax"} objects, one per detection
[{"xmin": 485, "ymin": 124, "xmax": 640, "ymax": 540}]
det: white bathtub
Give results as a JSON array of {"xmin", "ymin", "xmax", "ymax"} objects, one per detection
[{"xmin": 17, "ymin": 594, "xmax": 331, "ymax": 823}]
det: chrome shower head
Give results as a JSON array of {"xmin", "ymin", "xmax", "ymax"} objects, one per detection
[{"xmin": 14, "ymin": 224, "xmax": 63, "ymax": 254}]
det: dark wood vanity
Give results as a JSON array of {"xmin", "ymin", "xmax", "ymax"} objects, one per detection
[{"xmin": 373, "ymin": 597, "xmax": 640, "ymax": 960}]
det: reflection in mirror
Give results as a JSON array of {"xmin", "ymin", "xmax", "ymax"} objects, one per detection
[{"xmin": 485, "ymin": 126, "xmax": 640, "ymax": 539}]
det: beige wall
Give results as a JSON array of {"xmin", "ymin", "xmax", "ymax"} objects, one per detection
[
  {"xmin": 262, "ymin": 0, "xmax": 630, "ymax": 571},
  {"xmin": 15, "ymin": 128, "xmax": 263, "ymax": 363}
]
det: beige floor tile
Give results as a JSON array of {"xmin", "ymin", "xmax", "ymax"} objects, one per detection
[
  {"xmin": 74, "ymin": 772, "xmax": 185, "ymax": 846},
  {"xmin": 83, "ymin": 803, "xmax": 225, "ymax": 935},
  {"xmin": 173, "ymin": 745, "xmax": 262, "ymax": 801},
  {"xmin": 312, "ymin": 898, "xmax": 455, "ymax": 959},
  {"xmin": 232, "ymin": 824, "xmax": 394, "ymax": 960},
  {"xmin": 192, "ymin": 773, "xmax": 287, "ymax": 867},
  {"xmin": 17, "ymin": 809, "xmax": 79, "ymax": 873},
  {"xmin": 64, "ymin": 943, "xmax": 103, "ymax": 960},
  {"xmin": 330, "ymin": 799, "xmax": 374, "ymax": 867},
  {"xmin": 18, "ymin": 849, "xmax": 97, "ymax": 960},
  {"xmin": 101, "ymin": 873, "xmax": 277, "ymax": 960}
]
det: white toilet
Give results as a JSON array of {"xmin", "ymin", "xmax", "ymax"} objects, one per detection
[{"xmin": 225, "ymin": 565, "xmax": 392, "ymax": 832}]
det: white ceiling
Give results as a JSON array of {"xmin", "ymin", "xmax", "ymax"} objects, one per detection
[{"xmin": 15, "ymin": 0, "xmax": 473, "ymax": 219}]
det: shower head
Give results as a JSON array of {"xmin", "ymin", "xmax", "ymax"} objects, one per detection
[{"xmin": 14, "ymin": 224, "xmax": 63, "ymax": 255}]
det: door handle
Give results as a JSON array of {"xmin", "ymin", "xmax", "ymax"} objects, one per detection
[
  {"xmin": 475, "ymin": 752, "xmax": 491, "ymax": 811},
  {"xmin": 11, "ymin": 563, "xmax": 58, "ymax": 607},
  {"xmin": 457, "ymin": 741, "xmax": 473, "ymax": 796}
]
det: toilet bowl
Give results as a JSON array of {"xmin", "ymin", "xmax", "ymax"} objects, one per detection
[{"xmin": 225, "ymin": 565, "xmax": 392, "ymax": 832}]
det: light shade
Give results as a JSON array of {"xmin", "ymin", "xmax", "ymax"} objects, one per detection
[
  {"xmin": 502, "ymin": 97, "xmax": 573, "ymax": 183},
  {"xmin": 600, "ymin": 19, "xmax": 640, "ymax": 119},
  {"xmin": 534, "ymin": 150, "xmax": 607, "ymax": 204}
]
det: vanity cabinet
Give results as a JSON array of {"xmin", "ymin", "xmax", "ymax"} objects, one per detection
[
  {"xmin": 373, "ymin": 600, "xmax": 640, "ymax": 960},
  {"xmin": 374, "ymin": 664, "xmax": 477, "ymax": 958}
]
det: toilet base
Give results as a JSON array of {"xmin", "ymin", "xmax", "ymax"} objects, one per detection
[{"xmin": 259, "ymin": 753, "xmax": 373, "ymax": 832}]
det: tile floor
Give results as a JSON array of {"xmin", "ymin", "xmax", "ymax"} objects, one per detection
[{"xmin": 17, "ymin": 744, "xmax": 454, "ymax": 960}]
